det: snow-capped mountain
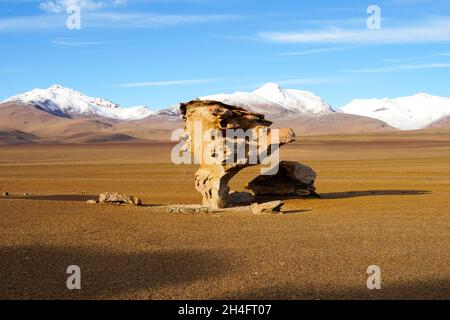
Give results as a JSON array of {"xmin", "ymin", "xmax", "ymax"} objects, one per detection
[
  {"xmin": 200, "ymin": 83, "xmax": 334, "ymax": 118},
  {"xmin": 340, "ymin": 93, "xmax": 450, "ymax": 130},
  {"xmin": 4, "ymin": 85, "xmax": 154, "ymax": 121},
  {"xmin": 149, "ymin": 104, "xmax": 182, "ymax": 120}
]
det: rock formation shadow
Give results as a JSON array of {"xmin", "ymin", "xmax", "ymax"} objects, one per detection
[
  {"xmin": 320, "ymin": 190, "xmax": 431, "ymax": 199},
  {"xmin": 0, "ymin": 245, "xmax": 231, "ymax": 299},
  {"xmin": 1, "ymin": 194, "xmax": 97, "ymax": 202},
  {"xmin": 248, "ymin": 190, "xmax": 430, "ymax": 202}
]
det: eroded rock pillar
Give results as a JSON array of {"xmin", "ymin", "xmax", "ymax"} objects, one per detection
[{"xmin": 180, "ymin": 99, "xmax": 295, "ymax": 209}]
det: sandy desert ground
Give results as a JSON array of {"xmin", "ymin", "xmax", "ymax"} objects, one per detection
[{"xmin": 1, "ymin": 130, "xmax": 450, "ymax": 300}]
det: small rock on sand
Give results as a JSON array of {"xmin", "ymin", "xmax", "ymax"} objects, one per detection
[
  {"xmin": 98, "ymin": 192, "xmax": 143, "ymax": 206},
  {"xmin": 168, "ymin": 206, "xmax": 216, "ymax": 214},
  {"xmin": 2, "ymin": 192, "xmax": 9, "ymax": 196},
  {"xmin": 86, "ymin": 200, "xmax": 98, "ymax": 204},
  {"xmin": 250, "ymin": 201, "xmax": 285, "ymax": 215}
]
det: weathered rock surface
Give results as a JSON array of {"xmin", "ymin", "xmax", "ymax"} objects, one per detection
[
  {"xmin": 98, "ymin": 192, "xmax": 143, "ymax": 206},
  {"xmin": 180, "ymin": 99, "xmax": 295, "ymax": 209},
  {"xmin": 247, "ymin": 161, "xmax": 318, "ymax": 197},
  {"xmin": 250, "ymin": 201, "xmax": 285, "ymax": 214}
]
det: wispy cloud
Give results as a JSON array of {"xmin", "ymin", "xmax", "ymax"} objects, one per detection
[
  {"xmin": 0, "ymin": 11, "xmax": 240, "ymax": 31},
  {"xmin": 386, "ymin": 0, "xmax": 433, "ymax": 5},
  {"xmin": 344, "ymin": 63, "xmax": 450, "ymax": 73},
  {"xmin": 260, "ymin": 17, "xmax": 450, "ymax": 45},
  {"xmin": 117, "ymin": 79, "xmax": 217, "ymax": 87},
  {"xmin": 0, "ymin": 15, "xmax": 64, "ymax": 31},
  {"xmin": 50, "ymin": 38, "xmax": 115, "ymax": 46},
  {"xmin": 383, "ymin": 56, "xmax": 423, "ymax": 63},
  {"xmin": 436, "ymin": 52, "xmax": 450, "ymax": 56},
  {"xmin": 0, "ymin": 65, "xmax": 28, "ymax": 73},
  {"xmin": 277, "ymin": 46, "xmax": 352, "ymax": 56},
  {"xmin": 86, "ymin": 12, "xmax": 240, "ymax": 28}
]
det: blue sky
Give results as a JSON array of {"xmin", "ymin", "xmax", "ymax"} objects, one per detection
[{"xmin": 1, "ymin": 0, "xmax": 450, "ymax": 110}]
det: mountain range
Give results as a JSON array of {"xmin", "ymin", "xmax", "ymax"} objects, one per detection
[
  {"xmin": 4, "ymin": 85, "xmax": 154, "ymax": 121},
  {"xmin": 341, "ymin": 93, "xmax": 450, "ymax": 130},
  {"xmin": 1, "ymin": 83, "xmax": 449, "ymax": 144}
]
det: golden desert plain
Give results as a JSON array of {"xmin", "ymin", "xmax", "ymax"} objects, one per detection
[{"xmin": 1, "ymin": 129, "xmax": 450, "ymax": 300}]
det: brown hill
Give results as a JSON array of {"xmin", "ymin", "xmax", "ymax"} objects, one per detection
[
  {"xmin": 274, "ymin": 113, "xmax": 397, "ymax": 135},
  {"xmin": 428, "ymin": 115, "xmax": 450, "ymax": 129},
  {"xmin": 118, "ymin": 110, "xmax": 397, "ymax": 140},
  {"xmin": 113, "ymin": 116, "xmax": 183, "ymax": 141},
  {"xmin": 56, "ymin": 132, "xmax": 139, "ymax": 144},
  {"xmin": 0, "ymin": 128, "xmax": 40, "ymax": 145},
  {"xmin": 0, "ymin": 102, "xmax": 67, "ymax": 133},
  {"xmin": 0, "ymin": 102, "xmax": 397, "ymax": 144},
  {"xmin": 33, "ymin": 118, "xmax": 117, "ymax": 139},
  {"xmin": 0, "ymin": 102, "xmax": 123, "ymax": 144}
]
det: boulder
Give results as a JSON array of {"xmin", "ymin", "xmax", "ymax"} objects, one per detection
[
  {"xmin": 98, "ymin": 192, "xmax": 143, "ymax": 206},
  {"xmin": 250, "ymin": 201, "xmax": 284, "ymax": 214},
  {"xmin": 247, "ymin": 161, "xmax": 318, "ymax": 197}
]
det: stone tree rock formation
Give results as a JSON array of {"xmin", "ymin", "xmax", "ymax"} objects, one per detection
[
  {"xmin": 246, "ymin": 161, "xmax": 319, "ymax": 198},
  {"xmin": 180, "ymin": 99, "xmax": 296, "ymax": 209}
]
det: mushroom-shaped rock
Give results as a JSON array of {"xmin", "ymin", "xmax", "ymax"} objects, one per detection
[{"xmin": 179, "ymin": 99, "xmax": 295, "ymax": 209}]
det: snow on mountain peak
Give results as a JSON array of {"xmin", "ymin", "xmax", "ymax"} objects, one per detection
[
  {"xmin": 200, "ymin": 83, "xmax": 334, "ymax": 118},
  {"xmin": 253, "ymin": 83, "xmax": 334, "ymax": 114},
  {"xmin": 341, "ymin": 92, "xmax": 450, "ymax": 130},
  {"xmin": 254, "ymin": 82, "xmax": 283, "ymax": 94},
  {"xmin": 5, "ymin": 85, "xmax": 154, "ymax": 121}
]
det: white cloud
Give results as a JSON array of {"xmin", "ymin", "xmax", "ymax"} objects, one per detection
[
  {"xmin": 344, "ymin": 63, "xmax": 450, "ymax": 73},
  {"xmin": 117, "ymin": 79, "xmax": 217, "ymax": 87},
  {"xmin": 39, "ymin": 0, "xmax": 105, "ymax": 14},
  {"xmin": 39, "ymin": 0, "xmax": 117, "ymax": 13},
  {"xmin": 260, "ymin": 17, "xmax": 450, "ymax": 45}
]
